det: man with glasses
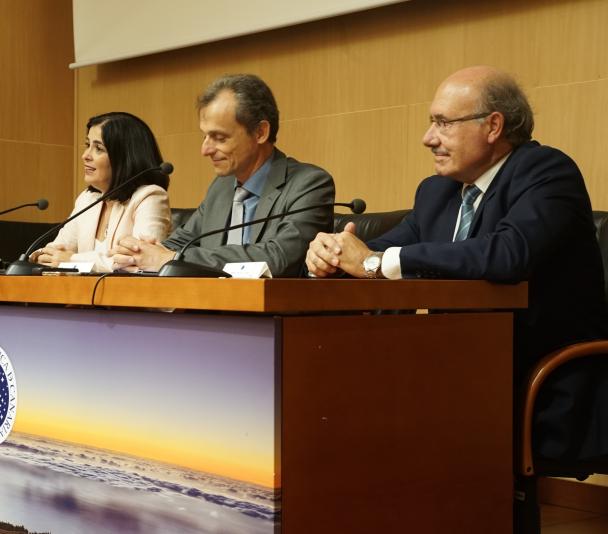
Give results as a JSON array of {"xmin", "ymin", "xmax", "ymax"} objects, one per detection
[{"xmin": 306, "ymin": 65, "xmax": 608, "ymax": 463}]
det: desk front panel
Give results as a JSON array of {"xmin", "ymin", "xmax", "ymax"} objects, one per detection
[{"xmin": 280, "ymin": 312, "xmax": 513, "ymax": 534}]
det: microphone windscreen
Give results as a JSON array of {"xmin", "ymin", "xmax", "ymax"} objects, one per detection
[
  {"xmin": 37, "ymin": 198, "xmax": 49, "ymax": 210},
  {"xmin": 350, "ymin": 198, "xmax": 366, "ymax": 214},
  {"xmin": 160, "ymin": 162, "xmax": 174, "ymax": 175}
]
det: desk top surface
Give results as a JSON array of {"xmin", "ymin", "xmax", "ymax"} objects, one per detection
[{"xmin": 0, "ymin": 275, "xmax": 527, "ymax": 313}]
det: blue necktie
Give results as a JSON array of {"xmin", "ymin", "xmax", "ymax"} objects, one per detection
[{"xmin": 454, "ymin": 185, "xmax": 481, "ymax": 241}]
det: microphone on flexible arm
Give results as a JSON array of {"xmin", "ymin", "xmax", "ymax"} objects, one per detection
[
  {"xmin": 157, "ymin": 198, "xmax": 367, "ymax": 277},
  {"xmin": 5, "ymin": 163, "xmax": 174, "ymax": 276},
  {"xmin": 0, "ymin": 198, "xmax": 49, "ymax": 217}
]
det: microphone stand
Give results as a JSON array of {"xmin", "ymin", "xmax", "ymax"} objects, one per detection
[
  {"xmin": 0, "ymin": 199, "xmax": 48, "ymax": 217},
  {"xmin": 158, "ymin": 200, "xmax": 366, "ymax": 278}
]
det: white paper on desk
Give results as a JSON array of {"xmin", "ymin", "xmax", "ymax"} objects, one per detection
[
  {"xmin": 58, "ymin": 261, "xmax": 95, "ymax": 273},
  {"xmin": 223, "ymin": 261, "xmax": 273, "ymax": 279}
]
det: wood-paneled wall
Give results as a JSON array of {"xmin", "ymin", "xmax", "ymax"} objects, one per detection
[
  {"xmin": 75, "ymin": 0, "xmax": 608, "ymax": 212},
  {"xmin": 0, "ymin": 0, "xmax": 73, "ymax": 223}
]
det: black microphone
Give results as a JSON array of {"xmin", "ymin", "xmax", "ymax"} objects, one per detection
[
  {"xmin": 0, "ymin": 198, "xmax": 49, "ymax": 217},
  {"xmin": 158, "ymin": 198, "xmax": 367, "ymax": 277},
  {"xmin": 5, "ymin": 163, "xmax": 174, "ymax": 276}
]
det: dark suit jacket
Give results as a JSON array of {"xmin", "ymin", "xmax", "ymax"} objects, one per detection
[
  {"xmin": 164, "ymin": 148, "xmax": 335, "ymax": 277},
  {"xmin": 368, "ymin": 141, "xmax": 608, "ymax": 460}
]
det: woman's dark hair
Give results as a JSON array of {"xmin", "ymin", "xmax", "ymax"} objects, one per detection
[{"xmin": 86, "ymin": 112, "xmax": 169, "ymax": 202}]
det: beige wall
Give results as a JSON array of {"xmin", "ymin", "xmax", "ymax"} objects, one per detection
[
  {"xmin": 0, "ymin": 0, "xmax": 74, "ymax": 222},
  {"xmin": 75, "ymin": 0, "xmax": 608, "ymax": 212}
]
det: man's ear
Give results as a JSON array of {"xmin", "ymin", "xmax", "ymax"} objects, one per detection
[
  {"xmin": 487, "ymin": 111, "xmax": 505, "ymax": 144},
  {"xmin": 255, "ymin": 120, "xmax": 271, "ymax": 144}
]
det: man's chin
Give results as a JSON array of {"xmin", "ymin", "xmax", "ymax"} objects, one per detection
[
  {"xmin": 434, "ymin": 165, "xmax": 450, "ymax": 176},
  {"xmin": 433, "ymin": 156, "xmax": 450, "ymax": 172},
  {"xmin": 212, "ymin": 164, "xmax": 231, "ymax": 176}
]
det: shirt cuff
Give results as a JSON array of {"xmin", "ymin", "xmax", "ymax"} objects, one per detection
[{"xmin": 381, "ymin": 247, "xmax": 402, "ymax": 280}]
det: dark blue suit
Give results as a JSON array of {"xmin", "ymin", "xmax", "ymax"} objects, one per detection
[{"xmin": 368, "ymin": 141, "xmax": 608, "ymax": 460}]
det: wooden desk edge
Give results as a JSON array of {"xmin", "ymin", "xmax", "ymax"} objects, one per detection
[{"xmin": 0, "ymin": 276, "xmax": 527, "ymax": 312}]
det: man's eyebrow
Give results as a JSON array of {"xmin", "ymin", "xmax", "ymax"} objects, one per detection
[{"xmin": 201, "ymin": 128, "xmax": 228, "ymax": 136}]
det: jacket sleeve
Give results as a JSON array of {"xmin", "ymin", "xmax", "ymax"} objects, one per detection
[
  {"xmin": 366, "ymin": 184, "xmax": 424, "ymax": 251},
  {"xmin": 46, "ymin": 190, "xmax": 91, "ymax": 252},
  {"xmin": 130, "ymin": 186, "xmax": 171, "ymax": 241},
  {"xmin": 162, "ymin": 196, "xmax": 207, "ymax": 253}
]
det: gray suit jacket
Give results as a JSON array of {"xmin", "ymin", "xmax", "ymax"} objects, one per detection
[{"xmin": 163, "ymin": 148, "xmax": 335, "ymax": 277}]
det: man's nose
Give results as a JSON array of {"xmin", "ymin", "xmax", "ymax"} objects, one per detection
[
  {"xmin": 422, "ymin": 124, "xmax": 439, "ymax": 147},
  {"xmin": 201, "ymin": 137, "xmax": 214, "ymax": 156}
]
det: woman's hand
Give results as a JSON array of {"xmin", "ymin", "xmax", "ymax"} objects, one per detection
[{"xmin": 30, "ymin": 244, "xmax": 74, "ymax": 267}]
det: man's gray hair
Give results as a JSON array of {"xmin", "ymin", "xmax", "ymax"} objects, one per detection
[
  {"xmin": 198, "ymin": 74, "xmax": 279, "ymax": 143},
  {"xmin": 479, "ymin": 76, "xmax": 534, "ymax": 147}
]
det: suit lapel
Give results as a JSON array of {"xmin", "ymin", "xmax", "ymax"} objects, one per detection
[
  {"xmin": 80, "ymin": 201, "xmax": 103, "ymax": 251},
  {"xmin": 106, "ymin": 202, "xmax": 125, "ymax": 247},
  {"xmin": 206, "ymin": 178, "xmax": 235, "ymax": 247},
  {"xmin": 439, "ymin": 185, "xmax": 463, "ymax": 241},
  {"xmin": 469, "ymin": 150, "xmax": 515, "ymax": 237},
  {"xmin": 470, "ymin": 192, "xmax": 491, "ymax": 237},
  {"xmin": 249, "ymin": 151, "xmax": 287, "ymax": 243}
]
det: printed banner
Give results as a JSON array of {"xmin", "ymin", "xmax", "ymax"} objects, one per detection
[{"xmin": 0, "ymin": 307, "xmax": 279, "ymax": 534}]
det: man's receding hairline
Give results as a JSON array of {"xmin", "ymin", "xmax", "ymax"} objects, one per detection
[
  {"xmin": 200, "ymin": 88, "xmax": 237, "ymax": 109},
  {"xmin": 442, "ymin": 66, "xmax": 516, "ymax": 97}
]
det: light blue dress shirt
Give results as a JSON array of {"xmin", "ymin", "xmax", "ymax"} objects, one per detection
[{"xmin": 234, "ymin": 153, "xmax": 273, "ymax": 244}]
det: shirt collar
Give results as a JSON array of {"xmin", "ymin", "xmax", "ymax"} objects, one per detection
[
  {"xmin": 234, "ymin": 151, "xmax": 274, "ymax": 197},
  {"xmin": 465, "ymin": 152, "xmax": 511, "ymax": 196}
]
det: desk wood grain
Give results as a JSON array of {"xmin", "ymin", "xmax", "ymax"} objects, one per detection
[{"xmin": 0, "ymin": 276, "xmax": 527, "ymax": 313}]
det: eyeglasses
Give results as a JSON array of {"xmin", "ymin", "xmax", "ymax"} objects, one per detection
[{"xmin": 429, "ymin": 112, "xmax": 491, "ymax": 132}]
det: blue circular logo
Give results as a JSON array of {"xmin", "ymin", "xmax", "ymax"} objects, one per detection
[{"xmin": 0, "ymin": 346, "xmax": 17, "ymax": 444}]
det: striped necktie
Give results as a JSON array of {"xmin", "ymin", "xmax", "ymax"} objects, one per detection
[{"xmin": 454, "ymin": 184, "xmax": 481, "ymax": 241}]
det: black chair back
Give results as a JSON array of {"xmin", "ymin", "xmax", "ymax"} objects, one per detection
[
  {"xmin": 0, "ymin": 221, "xmax": 59, "ymax": 263},
  {"xmin": 171, "ymin": 207, "xmax": 196, "ymax": 231},
  {"xmin": 334, "ymin": 209, "xmax": 409, "ymax": 242}
]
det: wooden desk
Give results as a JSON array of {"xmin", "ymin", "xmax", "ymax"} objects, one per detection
[
  {"xmin": 0, "ymin": 277, "xmax": 526, "ymax": 533},
  {"xmin": 0, "ymin": 275, "xmax": 526, "ymax": 312}
]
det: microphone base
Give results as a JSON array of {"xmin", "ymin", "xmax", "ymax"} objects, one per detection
[
  {"xmin": 5, "ymin": 259, "xmax": 45, "ymax": 276},
  {"xmin": 158, "ymin": 259, "xmax": 230, "ymax": 278}
]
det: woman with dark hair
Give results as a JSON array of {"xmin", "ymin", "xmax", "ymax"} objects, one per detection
[{"xmin": 30, "ymin": 112, "xmax": 171, "ymax": 272}]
